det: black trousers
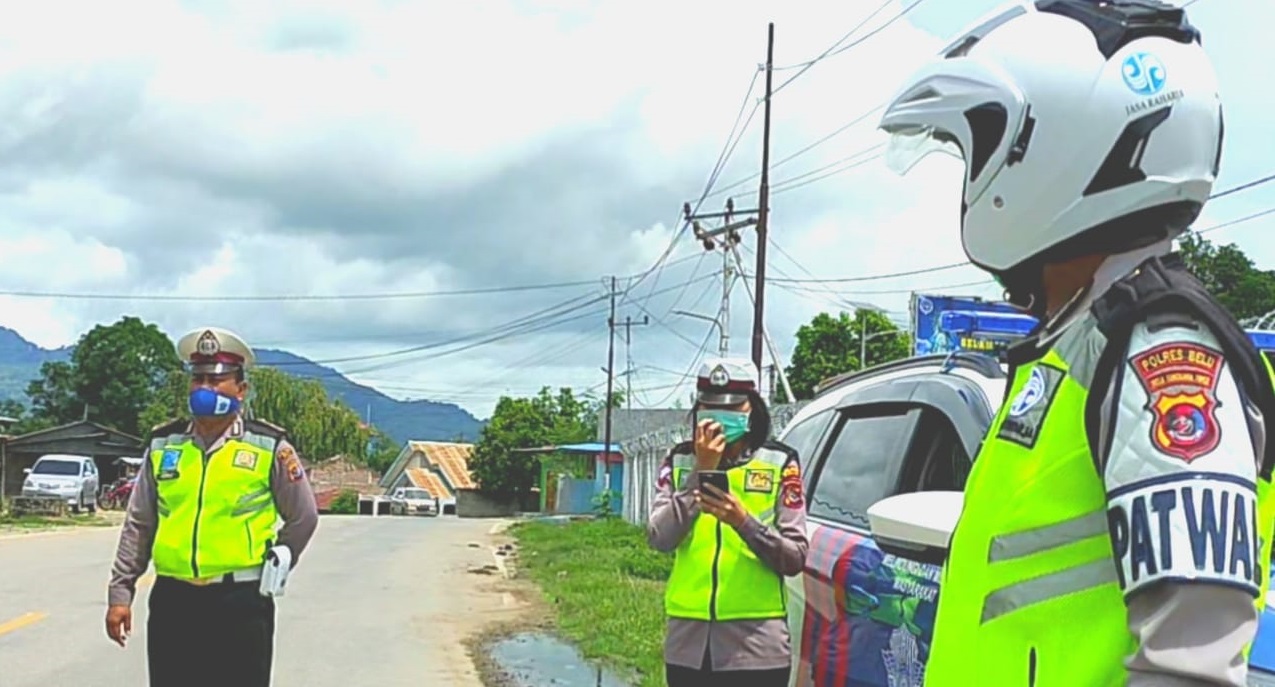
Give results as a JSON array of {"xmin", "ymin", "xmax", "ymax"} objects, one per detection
[
  {"xmin": 147, "ymin": 576, "xmax": 276, "ymax": 687},
  {"xmin": 666, "ymin": 663, "xmax": 791, "ymax": 687}
]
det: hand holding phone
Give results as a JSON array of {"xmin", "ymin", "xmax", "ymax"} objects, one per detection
[
  {"xmin": 694, "ymin": 417, "xmax": 726, "ymax": 470},
  {"xmin": 698, "ymin": 469, "xmax": 730, "ymax": 495}
]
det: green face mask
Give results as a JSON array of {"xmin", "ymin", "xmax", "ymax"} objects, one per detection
[{"xmin": 700, "ymin": 409, "xmax": 750, "ymax": 444}]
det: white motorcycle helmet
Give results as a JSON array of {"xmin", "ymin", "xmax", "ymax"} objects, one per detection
[{"xmin": 878, "ymin": 0, "xmax": 1222, "ymax": 313}]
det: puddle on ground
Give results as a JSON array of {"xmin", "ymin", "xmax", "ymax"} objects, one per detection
[{"xmin": 487, "ymin": 632, "xmax": 631, "ymax": 687}]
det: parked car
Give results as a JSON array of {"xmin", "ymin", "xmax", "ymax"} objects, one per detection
[
  {"xmin": 777, "ymin": 351, "xmax": 1275, "ymax": 687},
  {"xmin": 389, "ymin": 487, "xmax": 440, "ymax": 516},
  {"xmin": 21, "ymin": 454, "xmax": 100, "ymax": 514}
]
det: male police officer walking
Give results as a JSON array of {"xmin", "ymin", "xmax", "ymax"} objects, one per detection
[
  {"xmin": 877, "ymin": 2, "xmax": 1275, "ymax": 685},
  {"xmin": 105, "ymin": 326, "xmax": 319, "ymax": 687},
  {"xmin": 647, "ymin": 357, "xmax": 808, "ymax": 687}
]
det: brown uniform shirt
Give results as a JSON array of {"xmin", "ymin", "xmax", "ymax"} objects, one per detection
[
  {"xmin": 107, "ymin": 415, "xmax": 319, "ymax": 606},
  {"xmin": 646, "ymin": 441, "xmax": 809, "ymax": 671}
]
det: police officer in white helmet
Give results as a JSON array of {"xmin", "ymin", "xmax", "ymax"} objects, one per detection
[{"xmin": 877, "ymin": 1, "xmax": 1275, "ymax": 685}]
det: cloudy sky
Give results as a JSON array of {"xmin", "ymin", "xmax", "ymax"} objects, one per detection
[{"xmin": 0, "ymin": 0, "xmax": 1270, "ymax": 419}]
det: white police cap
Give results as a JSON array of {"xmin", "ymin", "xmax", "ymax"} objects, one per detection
[
  {"xmin": 696, "ymin": 356, "xmax": 759, "ymax": 406},
  {"xmin": 176, "ymin": 327, "xmax": 256, "ymax": 375}
]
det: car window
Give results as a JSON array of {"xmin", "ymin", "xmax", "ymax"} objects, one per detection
[
  {"xmin": 32, "ymin": 459, "xmax": 81, "ymax": 476},
  {"xmin": 778, "ymin": 409, "xmax": 834, "ymax": 487},
  {"xmin": 897, "ymin": 409, "xmax": 973, "ymax": 493},
  {"xmin": 807, "ymin": 406, "xmax": 921, "ymax": 529}
]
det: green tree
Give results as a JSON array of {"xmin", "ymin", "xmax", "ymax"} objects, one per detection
[
  {"xmin": 1179, "ymin": 233, "xmax": 1275, "ymax": 321},
  {"xmin": 25, "ymin": 317, "xmax": 183, "ymax": 437},
  {"xmin": 0, "ymin": 398, "xmax": 56, "ymax": 436},
  {"xmin": 469, "ymin": 386, "xmax": 597, "ymax": 497},
  {"xmin": 243, "ymin": 367, "xmax": 372, "ymax": 463},
  {"xmin": 139, "ymin": 369, "xmax": 189, "ymax": 434},
  {"xmin": 366, "ymin": 430, "xmax": 401, "ymax": 475},
  {"xmin": 779, "ymin": 310, "xmax": 909, "ymax": 402}
]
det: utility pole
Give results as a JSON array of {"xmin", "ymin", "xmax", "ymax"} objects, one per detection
[
  {"xmin": 683, "ymin": 198, "xmax": 757, "ymax": 358},
  {"xmin": 603, "ymin": 276, "xmax": 618, "ymax": 477},
  {"xmin": 728, "ymin": 242, "xmax": 796, "ymax": 403},
  {"xmin": 751, "ymin": 22, "xmax": 775, "ymax": 373},
  {"xmin": 617, "ymin": 315, "xmax": 650, "ymax": 410}
]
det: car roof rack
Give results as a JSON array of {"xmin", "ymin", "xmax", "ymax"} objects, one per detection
[{"xmin": 813, "ymin": 351, "xmax": 1006, "ymax": 398}]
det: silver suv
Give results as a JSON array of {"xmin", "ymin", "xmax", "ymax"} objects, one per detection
[{"xmin": 22, "ymin": 454, "xmax": 100, "ymax": 514}]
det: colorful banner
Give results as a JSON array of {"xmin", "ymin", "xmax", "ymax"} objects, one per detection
[
  {"xmin": 910, "ymin": 293, "xmax": 1036, "ymax": 361},
  {"xmin": 911, "ymin": 292, "xmax": 1275, "ymax": 363}
]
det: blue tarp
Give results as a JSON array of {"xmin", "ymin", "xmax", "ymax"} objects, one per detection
[{"xmin": 553, "ymin": 476, "xmax": 597, "ymax": 514}]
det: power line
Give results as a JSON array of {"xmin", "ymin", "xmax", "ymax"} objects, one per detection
[
  {"xmin": 266, "ymin": 271, "xmax": 719, "ymax": 373},
  {"xmin": 624, "ymin": 67, "xmax": 769, "ymax": 308},
  {"xmin": 770, "ymin": 0, "xmax": 928, "ymax": 96}
]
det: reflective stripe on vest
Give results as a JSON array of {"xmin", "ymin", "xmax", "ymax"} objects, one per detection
[
  {"xmin": 150, "ymin": 431, "xmax": 278, "ymax": 579},
  {"xmin": 664, "ymin": 447, "xmax": 788, "ymax": 621},
  {"xmin": 925, "ymin": 314, "xmax": 1275, "ymax": 687}
]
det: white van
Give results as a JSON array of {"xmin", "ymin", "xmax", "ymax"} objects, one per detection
[{"xmin": 22, "ymin": 454, "xmax": 100, "ymax": 513}]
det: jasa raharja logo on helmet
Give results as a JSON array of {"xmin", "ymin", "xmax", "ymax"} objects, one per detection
[{"xmin": 1123, "ymin": 51, "xmax": 1184, "ymax": 117}]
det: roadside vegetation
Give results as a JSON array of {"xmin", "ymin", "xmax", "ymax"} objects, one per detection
[
  {"xmin": 512, "ymin": 516, "xmax": 672, "ymax": 687},
  {"xmin": 0, "ymin": 511, "xmax": 113, "ymax": 530}
]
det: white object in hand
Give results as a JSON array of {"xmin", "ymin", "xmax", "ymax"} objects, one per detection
[{"xmin": 259, "ymin": 545, "xmax": 292, "ymax": 598}]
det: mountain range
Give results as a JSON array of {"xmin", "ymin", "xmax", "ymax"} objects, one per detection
[{"xmin": 0, "ymin": 327, "xmax": 484, "ymax": 444}]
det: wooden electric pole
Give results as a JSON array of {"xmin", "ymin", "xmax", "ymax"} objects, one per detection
[
  {"xmin": 603, "ymin": 276, "xmax": 618, "ymax": 467},
  {"xmin": 617, "ymin": 315, "xmax": 650, "ymax": 410},
  {"xmin": 751, "ymin": 22, "xmax": 775, "ymax": 374}
]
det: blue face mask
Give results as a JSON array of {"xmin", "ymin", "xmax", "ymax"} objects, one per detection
[
  {"xmin": 189, "ymin": 387, "xmax": 241, "ymax": 417},
  {"xmin": 700, "ymin": 409, "xmax": 750, "ymax": 445}
]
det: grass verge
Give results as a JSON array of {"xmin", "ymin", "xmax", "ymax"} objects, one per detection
[
  {"xmin": 0, "ymin": 513, "xmax": 114, "ymax": 529},
  {"xmin": 511, "ymin": 516, "xmax": 672, "ymax": 687}
]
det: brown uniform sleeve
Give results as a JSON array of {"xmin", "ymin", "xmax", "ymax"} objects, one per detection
[
  {"xmin": 735, "ymin": 454, "xmax": 808, "ymax": 576},
  {"xmin": 269, "ymin": 439, "xmax": 319, "ymax": 563},
  {"xmin": 646, "ymin": 449, "xmax": 701, "ymax": 553},
  {"xmin": 1095, "ymin": 320, "xmax": 1261, "ymax": 686},
  {"xmin": 107, "ymin": 457, "xmax": 158, "ymax": 607}
]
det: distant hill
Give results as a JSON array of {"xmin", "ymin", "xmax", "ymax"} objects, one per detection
[{"xmin": 0, "ymin": 327, "xmax": 484, "ymax": 444}]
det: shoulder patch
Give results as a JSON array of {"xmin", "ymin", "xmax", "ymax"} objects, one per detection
[
  {"xmin": 779, "ymin": 457, "xmax": 804, "ymax": 509},
  {"xmin": 279, "ymin": 444, "xmax": 305, "ymax": 482},
  {"xmin": 1129, "ymin": 341, "xmax": 1224, "ymax": 463},
  {"xmin": 657, "ymin": 455, "xmax": 673, "ymax": 490}
]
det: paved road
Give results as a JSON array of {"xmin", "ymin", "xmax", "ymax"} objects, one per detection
[{"xmin": 0, "ymin": 515, "xmax": 518, "ymax": 686}]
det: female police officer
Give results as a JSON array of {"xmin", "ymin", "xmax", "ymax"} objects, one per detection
[{"xmin": 647, "ymin": 356, "xmax": 808, "ymax": 687}]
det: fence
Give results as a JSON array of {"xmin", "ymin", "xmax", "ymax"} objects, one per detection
[{"xmin": 620, "ymin": 401, "xmax": 810, "ymax": 525}]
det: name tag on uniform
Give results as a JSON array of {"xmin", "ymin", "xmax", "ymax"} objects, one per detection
[
  {"xmin": 158, "ymin": 449, "xmax": 181, "ymax": 480},
  {"xmin": 744, "ymin": 468, "xmax": 774, "ymax": 493},
  {"xmin": 232, "ymin": 450, "xmax": 258, "ymax": 471}
]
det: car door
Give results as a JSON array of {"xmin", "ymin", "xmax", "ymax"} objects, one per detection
[{"xmin": 788, "ymin": 373, "xmax": 993, "ymax": 687}]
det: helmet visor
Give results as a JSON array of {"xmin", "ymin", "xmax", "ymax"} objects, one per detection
[{"xmin": 884, "ymin": 126, "xmax": 963, "ymax": 177}]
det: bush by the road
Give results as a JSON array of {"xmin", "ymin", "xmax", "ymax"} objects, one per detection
[
  {"xmin": 512, "ymin": 517, "xmax": 671, "ymax": 687},
  {"xmin": 329, "ymin": 489, "xmax": 359, "ymax": 514}
]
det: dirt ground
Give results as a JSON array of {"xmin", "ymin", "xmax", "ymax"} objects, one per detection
[{"xmin": 462, "ymin": 520, "xmax": 555, "ymax": 687}]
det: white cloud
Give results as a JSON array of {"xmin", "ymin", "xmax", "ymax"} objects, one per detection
[{"xmin": 0, "ymin": 0, "xmax": 1268, "ymax": 420}]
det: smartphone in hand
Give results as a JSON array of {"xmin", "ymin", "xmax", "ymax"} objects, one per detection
[{"xmin": 699, "ymin": 469, "xmax": 730, "ymax": 494}]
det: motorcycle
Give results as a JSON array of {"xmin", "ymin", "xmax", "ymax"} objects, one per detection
[{"xmin": 99, "ymin": 476, "xmax": 136, "ymax": 510}]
